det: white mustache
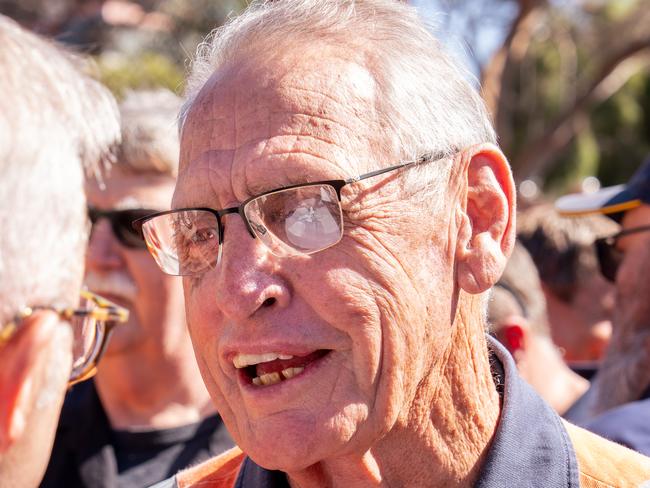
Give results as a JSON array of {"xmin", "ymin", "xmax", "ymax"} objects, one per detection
[{"xmin": 84, "ymin": 271, "xmax": 138, "ymax": 302}]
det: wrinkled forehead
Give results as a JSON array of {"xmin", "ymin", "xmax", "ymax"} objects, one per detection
[{"xmin": 176, "ymin": 51, "xmax": 384, "ymax": 204}]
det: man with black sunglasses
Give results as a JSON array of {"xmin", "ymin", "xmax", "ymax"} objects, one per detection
[
  {"xmin": 0, "ymin": 15, "xmax": 121, "ymax": 488},
  {"xmin": 557, "ymin": 156, "xmax": 650, "ymax": 455},
  {"xmin": 41, "ymin": 90, "xmax": 233, "ymax": 488}
]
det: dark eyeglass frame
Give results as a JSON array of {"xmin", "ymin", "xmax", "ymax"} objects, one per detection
[
  {"xmin": 131, "ymin": 151, "xmax": 447, "ymax": 268},
  {"xmin": 89, "ymin": 207, "xmax": 159, "ymax": 249},
  {"xmin": 0, "ymin": 290, "xmax": 129, "ymax": 386},
  {"xmin": 595, "ymin": 224, "xmax": 650, "ymax": 282}
]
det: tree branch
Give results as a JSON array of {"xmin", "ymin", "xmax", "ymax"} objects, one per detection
[
  {"xmin": 480, "ymin": 0, "xmax": 546, "ymax": 121},
  {"xmin": 513, "ymin": 39, "xmax": 650, "ymax": 182}
]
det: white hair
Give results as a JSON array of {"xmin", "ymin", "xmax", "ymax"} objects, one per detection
[
  {"xmin": 118, "ymin": 89, "xmax": 182, "ymax": 177},
  {"xmin": 181, "ymin": 0, "xmax": 496, "ymax": 194},
  {"xmin": 0, "ymin": 15, "xmax": 120, "ymax": 321}
]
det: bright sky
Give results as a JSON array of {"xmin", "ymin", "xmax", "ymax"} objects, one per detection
[{"xmin": 411, "ymin": 0, "xmax": 516, "ymax": 77}]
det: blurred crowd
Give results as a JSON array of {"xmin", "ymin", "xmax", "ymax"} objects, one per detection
[{"xmin": 1, "ymin": 1, "xmax": 650, "ymax": 487}]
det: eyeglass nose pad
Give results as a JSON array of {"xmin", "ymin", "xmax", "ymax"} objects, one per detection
[{"xmin": 250, "ymin": 221, "xmax": 268, "ymax": 236}]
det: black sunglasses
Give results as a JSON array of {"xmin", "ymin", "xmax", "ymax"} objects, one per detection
[
  {"xmin": 89, "ymin": 207, "xmax": 158, "ymax": 249},
  {"xmin": 595, "ymin": 225, "xmax": 650, "ymax": 282}
]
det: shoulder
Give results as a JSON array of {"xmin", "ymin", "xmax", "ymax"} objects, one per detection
[
  {"xmin": 563, "ymin": 420, "xmax": 650, "ymax": 486},
  {"xmin": 584, "ymin": 399, "xmax": 650, "ymax": 455},
  {"xmin": 176, "ymin": 447, "xmax": 245, "ymax": 488}
]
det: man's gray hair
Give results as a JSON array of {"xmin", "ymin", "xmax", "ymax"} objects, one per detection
[
  {"xmin": 117, "ymin": 89, "xmax": 182, "ymax": 177},
  {"xmin": 181, "ymin": 0, "xmax": 496, "ymax": 192},
  {"xmin": 0, "ymin": 15, "xmax": 120, "ymax": 321}
]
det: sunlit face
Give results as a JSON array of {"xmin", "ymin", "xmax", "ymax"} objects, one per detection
[
  {"xmin": 545, "ymin": 273, "xmax": 614, "ymax": 363},
  {"xmin": 85, "ymin": 169, "xmax": 186, "ymax": 356},
  {"xmin": 175, "ymin": 53, "xmax": 458, "ymax": 470},
  {"xmin": 613, "ymin": 204, "xmax": 650, "ymax": 332}
]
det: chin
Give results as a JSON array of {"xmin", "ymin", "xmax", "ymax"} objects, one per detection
[
  {"xmin": 237, "ymin": 413, "xmax": 361, "ymax": 472},
  {"xmin": 246, "ymin": 440, "xmax": 328, "ymax": 472}
]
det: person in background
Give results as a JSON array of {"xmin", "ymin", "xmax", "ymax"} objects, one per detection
[
  {"xmin": 141, "ymin": 1, "xmax": 650, "ymax": 486},
  {"xmin": 41, "ymin": 90, "xmax": 233, "ymax": 488},
  {"xmin": 556, "ymin": 156, "xmax": 650, "ymax": 455},
  {"xmin": 489, "ymin": 242, "xmax": 589, "ymax": 415},
  {"xmin": 518, "ymin": 203, "xmax": 618, "ymax": 373},
  {"xmin": 0, "ymin": 14, "xmax": 121, "ymax": 488}
]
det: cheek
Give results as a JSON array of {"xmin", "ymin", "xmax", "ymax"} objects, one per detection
[
  {"xmin": 615, "ymin": 246, "xmax": 650, "ymax": 319},
  {"xmin": 296, "ymin": 242, "xmax": 445, "ymax": 417},
  {"xmin": 183, "ymin": 278, "xmax": 239, "ymax": 403},
  {"xmin": 295, "ymin": 261, "xmax": 383, "ymax": 396},
  {"xmin": 184, "ymin": 285, "xmax": 247, "ymax": 441},
  {"xmin": 127, "ymin": 255, "xmax": 168, "ymax": 302}
]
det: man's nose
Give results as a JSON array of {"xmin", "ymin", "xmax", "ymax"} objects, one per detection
[
  {"xmin": 86, "ymin": 219, "xmax": 124, "ymax": 272},
  {"xmin": 210, "ymin": 216, "xmax": 290, "ymax": 322}
]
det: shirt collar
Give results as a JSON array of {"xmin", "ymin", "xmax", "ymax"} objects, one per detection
[
  {"xmin": 476, "ymin": 336, "xmax": 580, "ymax": 487},
  {"xmin": 235, "ymin": 337, "xmax": 580, "ymax": 488}
]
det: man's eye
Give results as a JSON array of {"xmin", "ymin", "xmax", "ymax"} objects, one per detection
[
  {"xmin": 190, "ymin": 228, "xmax": 216, "ymax": 243},
  {"xmin": 262, "ymin": 202, "xmax": 292, "ymax": 223}
]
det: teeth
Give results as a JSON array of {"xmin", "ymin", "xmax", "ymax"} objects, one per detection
[
  {"xmin": 233, "ymin": 352, "xmax": 294, "ymax": 369},
  {"xmin": 250, "ymin": 367, "xmax": 305, "ymax": 387},
  {"xmin": 259, "ymin": 372, "xmax": 281, "ymax": 386},
  {"xmin": 281, "ymin": 367, "xmax": 304, "ymax": 379}
]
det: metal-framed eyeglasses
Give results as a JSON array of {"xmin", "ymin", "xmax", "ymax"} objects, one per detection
[
  {"xmin": 132, "ymin": 152, "xmax": 447, "ymax": 276},
  {"xmin": 0, "ymin": 290, "xmax": 129, "ymax": 386}
]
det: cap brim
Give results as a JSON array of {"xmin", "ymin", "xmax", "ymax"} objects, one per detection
[{"xmin": 555, "ymin": 184, "xmax": 642, "ymax": 218}]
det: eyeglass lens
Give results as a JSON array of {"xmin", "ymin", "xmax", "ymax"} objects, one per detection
[
  {"xmin": 594, "ymin": 225, "xmax": 650, "ymax": 282},
  {"xmin": 89, "ymin": 207, "xmax": 155, "ymax": 249},
  {"xmin": 595, "ymin": 238, "xmax": 621, "ymax": 282},
  {"xmin": 141, "ymin": 184, "xmax": 344, "ymax": 276},
  {"xmin": 69, "ymin": 294, "xmax": 105, "ymax": 381},
  {"xmin": 244, "ymin": 184, "xmax": 343, "ymax": 256}
]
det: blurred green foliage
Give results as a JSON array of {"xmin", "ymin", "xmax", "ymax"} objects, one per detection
[
  {"xmin": 97, "ymin": 51, "xmax": 185, "ymax": 99},
  {"xmin": 2, "ymin": 0, "xmax": 649, "ymax": 192},
  {"xmin": 489, "ymin": 0, "xmax": 650, "ymax": 192}
]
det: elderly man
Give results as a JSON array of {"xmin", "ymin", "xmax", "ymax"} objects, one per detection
[
  {"xmin": 41, "ymin": 90, "xmax": 233, "ymax": 488},
  {"xmin": 488, "ymin": 243, "xmax": 589, "ymax": 415},
  {"xmin": 0, "ymin": 14, "xmax": 122, "ymax": 488},
  {"xmin": 557, "ymin": 156, "xmax": 650, "ymax": 453},
  {"xmin": 138, "ymin": 1, "xmax": 650, "ymax": 486}
]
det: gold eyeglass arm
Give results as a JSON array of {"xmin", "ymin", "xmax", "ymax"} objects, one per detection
[{"xmin": 0, "ymin": 292, "xmax": 128, "ymax": 346}]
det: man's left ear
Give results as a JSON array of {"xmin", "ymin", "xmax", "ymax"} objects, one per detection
[
  {"xmin": 455, "ymin": 144, "xmax": 516, "ymax": 294},
  {"xmin": 0, "ymin": 312, "xmax": 60, "ymax": 452}
]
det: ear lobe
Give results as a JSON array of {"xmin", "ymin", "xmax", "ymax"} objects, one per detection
[
  {"xmin": 0, "ymin": 312, "xmax": 58, "ymax": 452},
  {"xmin": 456, "ymin": 144, "xmax": 516, "ymax": 294},
  {"xmin": 500, "ymin": 323, "xmax": 526, "ymax": 354}
]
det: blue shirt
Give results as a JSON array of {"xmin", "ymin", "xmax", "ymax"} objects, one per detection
[{"xmin": 584, "ymin": 398, "xmax": 650, "ymax": 456}]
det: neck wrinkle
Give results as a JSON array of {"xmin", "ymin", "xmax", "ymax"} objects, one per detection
[
  {"xmin": 286, "ymin": 295, "xmax": 501, "ymax": 488},
  {"xmin": 403, "ymin": 296, "xmax": 500, "ymax": 487}
]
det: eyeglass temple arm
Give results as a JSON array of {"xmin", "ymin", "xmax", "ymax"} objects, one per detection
[
  {"xmin": 615, "ymin": 224, "xmax": 650, "ymax": 239},
  {"xmin": 344, "ymin": 152, "xmax": 443, "ymax": 185}
]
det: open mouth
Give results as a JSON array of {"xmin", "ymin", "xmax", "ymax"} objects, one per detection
[{"xmin": 234, "ymin": 350, "xmax": 331, "ymax": 387}]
